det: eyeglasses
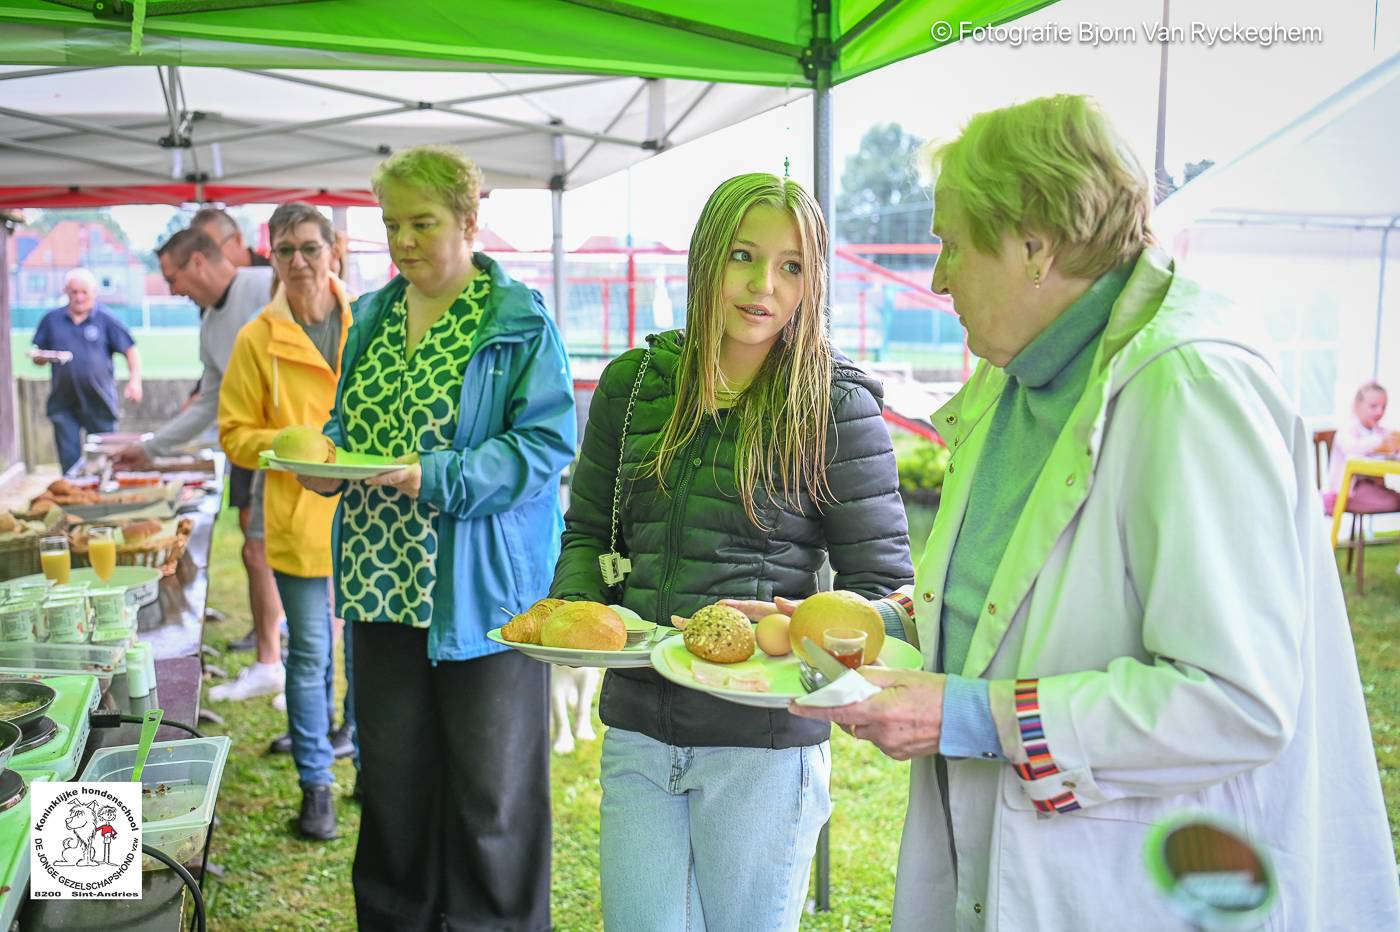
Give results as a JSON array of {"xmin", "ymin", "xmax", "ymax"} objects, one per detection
[{"xmin": 272, "ymin": 243, "xmax": 325, "ymax": 263}]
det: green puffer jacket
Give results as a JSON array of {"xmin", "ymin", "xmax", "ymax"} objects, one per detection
[{"xmin": 551, "ymin": 330, "xmax": 914, "ymax": 749}]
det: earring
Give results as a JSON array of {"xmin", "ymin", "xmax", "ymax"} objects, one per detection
[{"xmin": 1034, "ymin": 270, "xmax": 1042, "ymax": 289}]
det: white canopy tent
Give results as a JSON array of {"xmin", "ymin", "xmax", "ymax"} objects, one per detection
[
  {"xmin": 0, "ymin": 64, "xmax": 803, "ymax": 326},
  {"xmin": 1153, "ymin": 50, "xmax": 1400, "ymax": 419}
]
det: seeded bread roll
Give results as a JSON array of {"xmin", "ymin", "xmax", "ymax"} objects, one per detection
[{"xmin": 682, "ymin": 604, "xmax": 755, "ymax": 664}]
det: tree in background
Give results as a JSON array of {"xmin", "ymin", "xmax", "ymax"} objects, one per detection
[{"xmin": 836, "ymin": 123, "xmax": 933, "ymax": 268}]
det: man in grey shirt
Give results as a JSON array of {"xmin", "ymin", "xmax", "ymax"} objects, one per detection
[{"xmin": 115, "ymin": 228, "xmax": 286, "ymax": 703}]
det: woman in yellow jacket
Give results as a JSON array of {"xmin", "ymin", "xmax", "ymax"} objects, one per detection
[{"xmin": 219, "ymin": 201, "xmax": 354, "ymax": 841}]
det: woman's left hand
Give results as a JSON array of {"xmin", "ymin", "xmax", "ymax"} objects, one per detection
[
  {"xmin": 365, "ymin": 461, "xmax": 422, "ymax": 498},
  {"xmin": 788, "ymin": 668, "xmax": 947, "ymax": 761}
]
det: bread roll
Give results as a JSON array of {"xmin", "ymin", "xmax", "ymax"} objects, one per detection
[
  {"xmin": 120, "ymin": 519, "xmax": 163, "ymax": 545},
  {"xmin": 682, "ymin": 604, "xmax": 755, "ymax": 664},
  {"xmin": 540, "ymin": 601, "xmax": 626, "ymax": 651},
  {"xmin": 0, "ymin": 513, "xmax": 17, "ymax": 534},
  {"xmin": 502, "ymin": 597, "xmax": 568, "ymax": 645}
]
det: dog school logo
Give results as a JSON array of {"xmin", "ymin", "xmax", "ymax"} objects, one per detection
[{"xmin": 30, "ymin": 783, "xmax": 142, "ymax": 899}]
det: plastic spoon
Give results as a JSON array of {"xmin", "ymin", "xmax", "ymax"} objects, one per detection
[{"xmin": 130, "ymin": 708, "xmax": 163, "ymax": 783}]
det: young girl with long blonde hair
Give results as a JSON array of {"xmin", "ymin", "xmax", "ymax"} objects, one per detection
[{"xmin": 551, "ymin": 173, "xmax": 913, "ymax": 929}]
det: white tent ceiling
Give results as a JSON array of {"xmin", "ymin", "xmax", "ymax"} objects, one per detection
[
  {"xmin": 1154, "ymin": 50, "xmax": 1400, "ymax": 235},
  {"xmin": 0, "ymin": 64, "xmax": 804, "ymax": 197}
]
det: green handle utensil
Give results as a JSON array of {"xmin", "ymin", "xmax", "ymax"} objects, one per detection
[{"xmin": 130, "ymin": 708, "xmax": 163, "ymax": 783}]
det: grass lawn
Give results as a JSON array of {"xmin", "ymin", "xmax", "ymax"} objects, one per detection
[
  {"xmin": 11, "ymin": 328, "xmax": 201, "ymax": 381},
  {"xmin": 193, "ymin": 505, "xmax": 1400, "ymax": 930}
]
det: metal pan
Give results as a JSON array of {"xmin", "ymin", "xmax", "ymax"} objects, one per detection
[
  {"xmin": 0, "ymin": 678, "xmax": 56, "ymax": 729},
  {"xmin": 0, "ymin": 720, "xmax": 20, "ymax": 772}
]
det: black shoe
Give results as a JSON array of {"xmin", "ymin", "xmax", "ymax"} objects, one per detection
[
  {"xmin": 267, "ymin": 732, "xmax": 292, "ymax": 755},
  {"xmin": 330, "ymin": 723, "xmax": 355, "ymax": 760},
  {"xmin": 297, "ymin": 785, "xmax": 337, "ymax": 840},
  {"xmin": 227, "ymin": 631, "xmax": 257, "ymax": 652}
]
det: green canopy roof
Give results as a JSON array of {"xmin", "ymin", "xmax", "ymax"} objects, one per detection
[{"xmin": 0, "ymin": 0, "xmax": 1056, "ymax": 85}]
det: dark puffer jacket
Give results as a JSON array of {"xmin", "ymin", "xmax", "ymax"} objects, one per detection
[{"xmin": 551, "ymin": 330, "xmax": 914, "ymax": 749}]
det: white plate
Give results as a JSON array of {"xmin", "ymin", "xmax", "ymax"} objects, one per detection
[
  {"xmin": 259, "ymin": 450, "xmax": 404, "ymax": 480},
  {"xmin": 4, "ymin": 566, "xmax": 162, "ymax": 607},
  {"xmin": 650, "ymin": 635, "xmax": 925, "ymax": 709},
  {"xmin": 487, "ymin": 626, "xmax": 671, "ymax": 669}
]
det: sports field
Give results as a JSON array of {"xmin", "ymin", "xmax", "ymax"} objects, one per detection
[{"xmin": 11, "ymin": 328, "xmax": 202, "ymax": 380}]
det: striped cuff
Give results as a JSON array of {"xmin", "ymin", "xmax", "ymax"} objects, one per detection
[
  {"xmin": 873, "ymin": 594, "xmax": 915, "ymax": 642},
  {"xmin": 1011, "ymin": 678, "xmax": 1080, "ymax": 813},
  {"xmin": 887, "ymin": 592, "xmax": 915, "ymax": 621}
]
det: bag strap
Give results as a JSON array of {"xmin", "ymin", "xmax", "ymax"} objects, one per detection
[{"xmin": 608, "ymin": 348, "xmax": 651, "ymax": 560}]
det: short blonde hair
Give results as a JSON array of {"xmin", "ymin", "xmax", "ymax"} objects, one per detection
[
  {"xmin": 1355, "ymin": 381, "xmax": 1387, "ymax": 404},
  {"xmin": 927, "ymin": 95, "xmax": 1154, "ymax": 279},
  {"xmin": 371, "ymin": 145, "xmax": 484, "ymax": 230}
]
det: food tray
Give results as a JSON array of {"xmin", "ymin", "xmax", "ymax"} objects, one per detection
[
  {"xmin": 69, "ymin": 518, "xmax": 193, "ymax": 577},
  {"xmin": 60, "ymin": 483, "xmax": 182, "ymax": 521},
  {"xmin": 0, "ymin": 641, "xmax": 127, "ymax": 687},
  {"xmin": 5, "ymin": 566, "xmax": 162, "ymax": 606},
  {"xmin": 80, "ymin": 736, "xmax": 231, "ymax": 871}
]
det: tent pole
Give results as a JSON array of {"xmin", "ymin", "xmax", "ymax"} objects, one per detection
[
  {"xmin": 1375, "ymin": 216, "xmax": 1400, "ymax": 379},
  {"xmin": 808, "ymin": 0, "xmax": 834, "ymax": 916},
  {"xmin": 551, "ymin": 123, "xmax": 568, "ymax": 336},
  {"xmin": 811, "ymin": 0, "xmax": 834, "ymax": 318}
]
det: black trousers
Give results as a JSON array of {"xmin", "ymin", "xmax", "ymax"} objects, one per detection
[{"xmin": 352, "ymin": 624, "xmax": 552, "ymax": 931}]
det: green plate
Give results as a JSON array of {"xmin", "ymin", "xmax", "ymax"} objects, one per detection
[
  {"xmin": 651, "ymin": 635, "xmax": 925, "ymax": 709},
  {"xmin": 259, "ymin": 449, "xmax": 406, "ymax": 480},
  {"xmin": 486, "ymin": 626, "xmax": 661, "ymax": 670}
]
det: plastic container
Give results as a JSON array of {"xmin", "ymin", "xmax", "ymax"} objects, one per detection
[
  {"xmin": 0, "ymin": 640, "xmax": 127, "ymax": 687},
  {"xmin": 0, "ymin": 600, "xmax": 40, "ymax": 642},
  {"xmin": 89, "ymin": 588, "xmax": 132, "ymax": 643},
  {"xmin": 43, "ymin": 597, "xmax": 90, "ymax": 643},
  {"xmin": 79, "ymin": 736, "xmax": 231, "ymax": 871}
]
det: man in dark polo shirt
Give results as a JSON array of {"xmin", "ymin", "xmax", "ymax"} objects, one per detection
[{"xmin": 30, "ymin": 268, "xmax": 143, "ymax": 472}]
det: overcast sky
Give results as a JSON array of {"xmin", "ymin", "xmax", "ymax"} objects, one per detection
[{"xmin": 112, "ymin": 0, "xmax": 1396, "ymax": 252}]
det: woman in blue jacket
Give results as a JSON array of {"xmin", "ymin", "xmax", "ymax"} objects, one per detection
[{"xmin": 300, "ymin": 145, "xmax": 575, "ymax": 931}]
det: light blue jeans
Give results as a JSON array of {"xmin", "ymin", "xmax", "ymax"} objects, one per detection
[
  {"xmin": 274, "ymin": 571, "xmax": 355, "ymax": 787},
  {"xmin": 600, "ymin": 727, "xmax": 831, "ymax": 931}
]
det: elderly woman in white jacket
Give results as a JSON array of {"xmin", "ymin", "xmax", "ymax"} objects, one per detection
[{"xmin": 771, "ymin": 95, "xmax": 1399, "ymax": 929}]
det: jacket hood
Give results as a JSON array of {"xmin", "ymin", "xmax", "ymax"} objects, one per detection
[{"xmin": 643, "ymin": 329, "xmax": 886, "ymax": 408}]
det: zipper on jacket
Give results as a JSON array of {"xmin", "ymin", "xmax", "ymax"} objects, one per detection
[{"xmin": 654, "ymin": 420, "xmax": 712, "ymax": 628}]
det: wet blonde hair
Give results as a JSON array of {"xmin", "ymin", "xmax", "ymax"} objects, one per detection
[
  {"xmin": 371, "ymin": 145, "xmax": 483, "ymax": 233},
  {"xmin": 648, "ymin": 173, "xmax": 834, "ymax": 527},
  {"xmin": 927, "ymin": 94, "xmax": 1154, "ymax": 279}
]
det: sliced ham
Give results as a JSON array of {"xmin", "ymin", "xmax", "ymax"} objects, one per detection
[{"xmin": 690, "ymin": 659, "xmax": 771, "ymax": 692}]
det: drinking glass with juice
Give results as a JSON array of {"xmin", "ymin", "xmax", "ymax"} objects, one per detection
[
  {"xmin": 823, "ymin": 628, "xmax": 868, "ymax": 670},
  {"xmin": 40, "ymin": 535, "xmax": 71, "ymax": 585},
  {"xmin": 89, "ymin": 526, "xmax": 117, "ymax": 582}
]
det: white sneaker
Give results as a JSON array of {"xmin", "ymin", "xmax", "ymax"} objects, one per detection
[
  {"xmin": 208, "ymin": 662, "xmax": 285, "ymax": 702},
  {"xmin": 272, "ymin": 692, "xmax": 287, "ymax": 711}
]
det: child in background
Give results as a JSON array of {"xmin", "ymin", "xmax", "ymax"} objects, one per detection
[{"xmin": 1325, "ymin": 381, "xmax": 1400, "ymax": 514}]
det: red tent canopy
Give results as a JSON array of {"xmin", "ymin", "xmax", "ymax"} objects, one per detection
[{"xmin": 0, "ymin": 185, "xmax": 377, "ymax": 209}]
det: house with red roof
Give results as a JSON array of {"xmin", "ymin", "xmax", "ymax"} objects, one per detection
[{"xmin": 10, "ymin": 221, "xmax": 147, "ymax": 320}]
